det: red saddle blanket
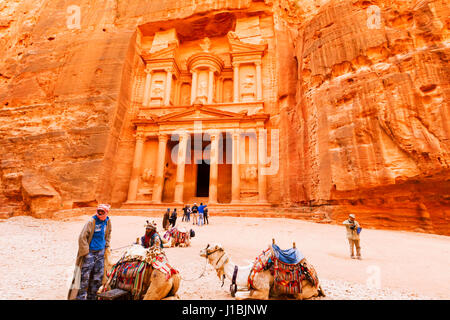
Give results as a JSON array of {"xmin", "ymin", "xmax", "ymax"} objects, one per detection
[
  {"xmin": 171, "ymin": 228, "xmax": 190, "ymax": 245},
  {"xmin": 248, "ymin": 247, "xmax": 319, "ymax": 295},
  {"xmin": 105, "ymin": 260, "xmax": 148, "ymax": 300}
]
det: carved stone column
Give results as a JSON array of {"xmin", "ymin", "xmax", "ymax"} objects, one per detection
[
  {"xmin": 231, "ymin": 131, "xmax": 240, "ymax": 203},
  {"xmin": 233, "ymin": 63, "xmax": 239, "ymax": 103},
  {"xmin": 209, "ymin": 132, "xmax": 220, "ymax": 204},
  {"xmin": 190, "ymin": 70, "xmax": 198, "ymax": 105},
  {"xmin": 142, "ymin": 69, "xmax": 152, "ymax": 107},
  {"xmin": 257, "ymin": 129, "xmax": 268, "ymax": 203},
  {"xmin": 255, "ymin": 62, "xmax": 262, "ymax": 101},
  {"xmin": 174, "ymin": 133, "xmax": 189, "ymax": 204},
  {"xmin": 164, "ymin": 70, "xmax": 173, "ymax": 106},
  {"xmin": 127, "ymin": 132, "xmax": 146, "ymax": 202},
  {"xmin": 208, "ymin": 69, "xmax": 214, "ymax": 104},
  {"xmin": 152, "ymin": 134, "xmax": 169, "ymax": 203}
]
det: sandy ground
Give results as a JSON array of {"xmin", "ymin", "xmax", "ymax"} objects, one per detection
[{"xmin": 0, "ymin": 214, "xmax": 448, "ymax": 300}]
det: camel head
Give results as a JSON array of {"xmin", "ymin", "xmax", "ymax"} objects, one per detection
[{"xmin": 199, "ymin": 243, "xmax": 228, "ymax": 280}]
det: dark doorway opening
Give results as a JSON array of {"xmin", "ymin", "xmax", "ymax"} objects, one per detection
[{"xmin": 196, "ymin": 161, "xmax": 210, "ymax": 197}]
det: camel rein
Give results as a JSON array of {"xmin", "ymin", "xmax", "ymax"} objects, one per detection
[{"xmin": 179, "ymin": 244, "xmax": 222, "ymax": 282}]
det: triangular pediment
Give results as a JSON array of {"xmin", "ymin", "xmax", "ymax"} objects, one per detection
[
  {"xmin": 227, "ymin": 31, "xmax": 268, "ymax": 54},
  {"xmin": 142, "ymin": 43, "xmax": 178, "ymax": 61},
  {"xmin": 157, "ymin": 105, "xmax": 245, "ymax": 123}
]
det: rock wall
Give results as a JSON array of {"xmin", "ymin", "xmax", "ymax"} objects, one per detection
[
  {"xmin": 289, "ymin": 0, "xmax": 450, "ymax": 234},
  {"xmin": 0, "ymin": 0, "xmax": 448, "ymax": 234}
]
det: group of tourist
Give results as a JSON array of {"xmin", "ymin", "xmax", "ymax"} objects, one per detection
[
  {"xmin": 160, "ymin": 202, "xmax": 209, "ymax": 231},
  {"xmin": 181, "ymin": 202, "xmax": 209, "ymax": 226}
]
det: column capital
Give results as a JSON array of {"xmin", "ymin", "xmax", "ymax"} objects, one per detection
[
  {"xmin": 157, "ymin": 133, "xmax": 169, "ymax": 142},
  {"xmin": 232, "ymin": 62, "xmax": 240, "ymax": 68},
  {"xmin": 145, "ymin": 68, "xmax": 152, "ymax": 74},
  {"xmin": 254, "ymin": 61, "xmax": 262, "ymax": 66},
  {"xmin": 136, "ymin": 131, "xmax": 146, "ymax": 141}
]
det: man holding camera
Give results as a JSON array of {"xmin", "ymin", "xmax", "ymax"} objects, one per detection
[{"xmin": 343, "ymin": 214, "xmax": 362, "ymax": 260}]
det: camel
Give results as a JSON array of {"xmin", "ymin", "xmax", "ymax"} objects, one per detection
[
  {"xmin": 200, "ymin": 242, "xmax": 325, "ymax": 300},
  {"xmin": 162, "ymin": 227, "xmax": 191, "ymax": 247},
  {"xmin": 100, "ymin": 244, "xmax": 181, "ymax": 300}
]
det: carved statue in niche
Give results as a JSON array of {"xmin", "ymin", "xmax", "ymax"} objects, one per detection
[
  {"xmin": 241, "ymin": 74, "xmax": 256, "ymax": 101},
  {"xmin": 152, "ymin": 80, "xmax": 164, "ymax": 98},
  {"xmin": 196, "ymin": 80, "xmax": 208, "ymax": 104},
  {"xmin": 200, "ymin": 37, "xmax": 211, "ymax": 52},
  {"xmin": 242, "ymin": 74, "xmax": 255, "ymax": 93},
  {"xmin": 141, "ymin": 168, "xmax": 155, "ymax": 186},
  {"xmin": 180, "ymin": 83, "xmax": 191, "ymax": 105},
  {"xmin": 241, "ymin": 165, "xmax": 257, "ymax": 181},
  {"xmin": 223, "ymin": 79, "xmax": 233, "ymax": 103}
]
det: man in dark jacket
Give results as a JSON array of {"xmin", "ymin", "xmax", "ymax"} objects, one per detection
[
  {"xmin": 162, "ymin": 208, "xmax": 170, "ymax": 230},
  {"xmin": 204, "ymin": 206, "xmax": 209, "ymax": 225},
  {"xmin": 191, "ymin": 203, "xmax": 198, "ymax": 225},
  {"xmin": 169, "ymin": 208, "xmax": 177, "ymax": 228}
]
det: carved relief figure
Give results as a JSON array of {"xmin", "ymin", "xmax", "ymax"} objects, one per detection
[
  {"xmin": 200, "ymin": 37, "xmax": 211, "ymax": 52},
  {"xmin": 242, "ymin": 74, "xmax": 255, "ymax": 93},
  {"xmin": 152, "ymin": 81, "xmax": 164, "ymax": 97},
  {"xmin": 141, "ymin": 168, "xmax": 155, "ymax": 185},
  {"xmin": 241, "ymin": 166, "xmax": 257, "ymax": 181},
  {"xmin": 241, "ymin": 73, "xmax": 256, "ymax": 102}
]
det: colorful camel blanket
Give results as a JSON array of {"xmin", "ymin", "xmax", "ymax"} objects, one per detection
[
  {"xmin": 248, "ymin": 248, "xmax": 273, "ymax": 288},
  {"xmin": 148, "ymin": 255, "xmax": 179, "ymax": 280},
  {"xmin": 102, "ymin": 245, "xmax": 178, "ymax": 299},
  {"xmin": 168, "ymin": 227, "xmax": 190, "ymax": 245},
  {"xmin": 247, "ymin": 245, "xmax": 319, "ymax": 295}
]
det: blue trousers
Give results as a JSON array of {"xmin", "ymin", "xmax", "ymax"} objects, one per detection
[
  {"xmin": 76, "ymin": 249, "xmax": 105, "ymax": 300},
  {"xmin": 198, "ymin": 213, "xmax": 204, "ymax": 226}
]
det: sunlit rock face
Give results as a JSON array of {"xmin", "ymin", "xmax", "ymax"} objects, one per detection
[{"xmin": 0, "ymin": 0, "xmax": 448, "ymax": 235}]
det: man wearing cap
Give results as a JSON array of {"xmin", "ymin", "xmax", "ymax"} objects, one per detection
[
  {"xmin": 343, "ymin": 214, "xmax": 362, "ymax": 259},
  {"xmin": 68, "ymin": 204, "xmax": 112, "ymax": 300},
  {"xmin": 141, "ymin": 220, "xmax": 163, "ymax": 249},
  {"xmin": 191, "ymin": 203, "xmax": 198, "ymax": 225}
]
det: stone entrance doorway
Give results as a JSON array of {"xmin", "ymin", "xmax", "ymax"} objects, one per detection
[{"xmin": 196, "ymin": 161, "xmax": 210, "ymax": 197}]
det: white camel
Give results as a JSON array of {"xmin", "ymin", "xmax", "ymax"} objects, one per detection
[{"xmin": 200, "ymin": 243, "xmax": 325, "ymax": 300}]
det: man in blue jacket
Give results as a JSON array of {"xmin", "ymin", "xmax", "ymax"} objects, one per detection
[
  {"xmin": 70, "ymin": 204, "xmax": 112, "ymax": 300},
  {"xmin": 198, "ymin": 203, "xmax": 206, "ymax": 226}
]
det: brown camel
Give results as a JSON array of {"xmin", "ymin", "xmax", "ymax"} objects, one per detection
[
  {"xmin": 101, "ymin": 245, "xmax": 180, "ymax": 300},
  {"xmin": 200, "ymin": 243, "xmax": 325, "ymax": 300},
  {"xmin": 162, "ymin": 227, "xmax": 191, "ymax": 248}
]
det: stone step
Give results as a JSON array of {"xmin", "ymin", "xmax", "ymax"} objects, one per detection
[{"xmin": 52, "ymin": 205, "xmax": 331, "ymax": 222}]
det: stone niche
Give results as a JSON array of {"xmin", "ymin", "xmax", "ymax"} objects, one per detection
[{"xmin": 239, "ymin": 64, "xmax": 257, "ymax": 102}]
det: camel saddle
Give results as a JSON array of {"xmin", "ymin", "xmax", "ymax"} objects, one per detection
[{"xmin": 248, "ymin": 244, "xmax": 319, "ymax": 295}]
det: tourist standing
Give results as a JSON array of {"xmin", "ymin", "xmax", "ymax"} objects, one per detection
[
  {"xmin": 68, "ymin": 204, "xmax": 112, "ymax": 300},
  {"xmin": 186, "ymin": 205, "xmax": 191, "ymax": 222},
  {"xmin": 192, "ymin": 203, "xmax": 198, "ymax": 225},
  {"xmin": 204, "ymin": 205, "xmax": 209, "ymax": 225},
  {"xmin": 170, "ymin": 208, "xmax": 178, "ymax": 228},
  {"xmin": 163, "ymin": 208, "xmax": 171, "ymax": 230},
  {"xmin": 182, "ymin": 204, "xmax": 188, "ymax": 222},
  {"xmin": 198, "ymin": 202, "xmax": 205, "ymax": 227},
  {"xmin": 343, "ymin": 214, "xmax": 362, "ymax": 259}
]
